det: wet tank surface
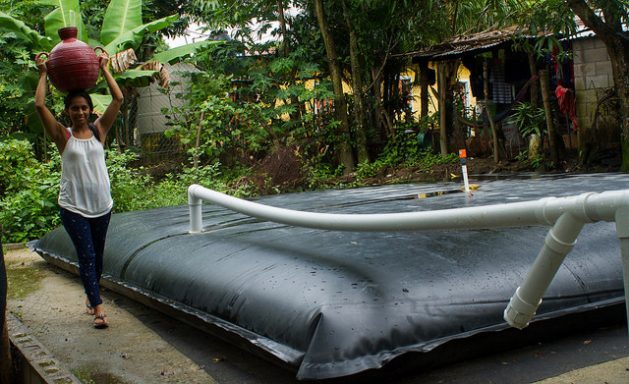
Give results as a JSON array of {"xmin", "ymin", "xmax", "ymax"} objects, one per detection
[{"xmin": 31, "ymin": 173, "xmax": 629, "ymax": 380}]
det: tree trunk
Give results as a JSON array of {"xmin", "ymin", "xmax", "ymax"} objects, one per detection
[
  {"xmin": 381, "ymin": 70, "xmax": 395, "ymax": 137},
  {"xmin": 482, "ymin": 60, "xmax": 500, "ymax": 162},
  {"xmin": 566, "ymin": 0, "xmax": 629, "ymax": 171},
  {"xmin": 527, "ymin": 51, "xmax": 539, "ymax": 107},
  {"xmin": 277, "ymin": 0, "xmax": 289, "ymax": 58},
  {"xmin": 539, "ymin": 69, "xmax": 559, "ymax": 166},
  {"xmin": 370, "ymin": 67, "xmax": 389, "ymax": 144},
  {"xmin": 314, "ymin": 0, "xmax": 354, "ymax": 173},
  {"xmin": 438, "ymin": 63, "xmax": 448, "ymax": 155},
  {"xmin": 419, "ymin": 61, "xmax": 429, "ymax": 118},
  {"xmin": 342, "ymin": 0, "xmax": 369, "ymax": 163}
]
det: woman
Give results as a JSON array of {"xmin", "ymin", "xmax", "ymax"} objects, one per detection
[{"xmin": 35, "ymin": 52, "xmax": 123, "ymax": 329}]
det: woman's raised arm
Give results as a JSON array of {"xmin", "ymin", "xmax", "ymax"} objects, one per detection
[
  {"xmin": 34, "ymin": 56, "xmax": 68, "ymax": 153},
  {"xmin": 94, "ymin": 53, "xmax": 124, "ymax": 143}
]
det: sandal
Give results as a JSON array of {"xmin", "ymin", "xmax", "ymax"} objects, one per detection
[{"xmin": 93, "ymin": 313, "xmax": 109, "ymax": 329}]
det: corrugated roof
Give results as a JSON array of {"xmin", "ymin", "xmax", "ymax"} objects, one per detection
[{"xmin": 399, "ymin": 26, "xmax": 535, "ymax": 62}]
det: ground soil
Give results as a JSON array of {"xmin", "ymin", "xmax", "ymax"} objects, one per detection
[
  {"xmin": 250, "ymin": 145, "xmax": 621, "ymax": 194},
  {"xmin": 5, "ymin": 248, "xmax": 217, "ymax": 384}
]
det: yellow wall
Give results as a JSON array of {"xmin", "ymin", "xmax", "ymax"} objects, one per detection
[
  {"xmin": 404, "ymin": 63, "xmax": 476, "ymax": 119},
  {"xmin": 279, "ymin": 63, "xmax": 477, "ymax": 122}
]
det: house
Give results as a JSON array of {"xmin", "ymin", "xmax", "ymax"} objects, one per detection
[{"xmin": 400, "ymin": 26, "xmax": 537, "ymax": 157}]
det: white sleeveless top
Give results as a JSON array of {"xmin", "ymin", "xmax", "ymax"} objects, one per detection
[{"xmin": 59, "ymin": 129, "xmax": 113, "ymax": 217}]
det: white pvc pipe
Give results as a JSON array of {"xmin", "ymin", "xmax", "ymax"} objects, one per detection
[
  {"xmin": 187, "ymin": 184, "xmax": 629, "ymax": 330},
  {"xmin": 189, "ymin": 185, "xmax": 628, "ymax": 233},
  {"xmin": 462, "ymin": 164, "xmax": 470, "ymax": 194},
  {"xmin": 503, "ymin": 213, "xmax": 584, "ymax": 329},
  {"xmin": 616, "ymin": 207, "xmax": 629, "ymax": 334}
]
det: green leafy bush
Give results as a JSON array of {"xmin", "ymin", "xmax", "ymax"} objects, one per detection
[
  {"xmin": 509, "ymin": 102, "xmax": 546, "ymax": 138},
  {"xmin": 0, "ymin": 139, "xmax": 61, "ymax": 243}
]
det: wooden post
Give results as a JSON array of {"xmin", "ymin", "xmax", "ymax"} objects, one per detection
[
  {"xmin": 438, "ymin": 63, "xmax": 448, "ymax": 155},
  {"xmin": 527, "ymin": 51, "xmax": 539, "ymax": 107},
  {"xmin": 539, "ymin": 69, "xmax": 558, "ymax": 166},
  {"xmin": 483, "ymin": 60, "xmax": 500, "ymax": 163},
  {"xmin": 419, "ymin": 61, "xmax": 429, "ymax": 118}
]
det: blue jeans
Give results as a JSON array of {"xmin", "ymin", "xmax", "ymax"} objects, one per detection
[{"xmin": 60, "ymin": 208, "xmax": 111, "ymax": 308}]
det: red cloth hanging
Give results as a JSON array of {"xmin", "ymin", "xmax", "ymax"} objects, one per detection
[{"xmin": 555, "ymin": 82, "xmax": 578, "ymax": 131}]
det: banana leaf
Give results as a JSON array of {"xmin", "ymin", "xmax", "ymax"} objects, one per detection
[
  {"xmin": 104, "ymin": 15, "xmax": 178, "ymax": 55},
  {"xmin": 100, "ymin": 0, "xmax": 143, "ymax": 46},
  {"xmin": 152, "ymin": 40, "xmax": 223, "ymax": 64},
  {"xmin": 41, "ymin": 0, "xmax": 87, "ymax": 43},
  {"xmin": 90, "ymin": 94, "xmax": 112, "ymax": 116},
  {"xmin": 0, "ymin": 11, "xmax": 51, "ymax": 49},
  {"xmin": 113, "ymin": 69, "xmax": 159, "ymax": 88}
]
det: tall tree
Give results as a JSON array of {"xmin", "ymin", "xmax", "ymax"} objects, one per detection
[
  {"xmin": 313, "ymin": 0, "xmax": 354, "ymax": 172},
  {"xmin": 341, "ymin": 0, "xmax": 368, "ymax": 163},
  {"xmin": 564, "ymin": 0, "xmax": 628, "ymax": 171}
]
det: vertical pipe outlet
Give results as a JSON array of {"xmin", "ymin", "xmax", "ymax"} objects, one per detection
[
  {"xmin": 504, "ymin": 213, "xmax": 584, "ymax": 329},
  {"xmin": 615, "ymin": 207, "xmax": 629, "ymax": 334}
]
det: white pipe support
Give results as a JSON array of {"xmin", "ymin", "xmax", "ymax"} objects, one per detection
[
  {"xmin": 615, "ymin": 207, "xmax": 629, "ymax": 334},
  {"xmin": 188, "ymin": 186, "xmax": 203, "ymax": 233},
  {"xmin": 504, "ymin": 213, "xmax": 584, "ymax": 329}
]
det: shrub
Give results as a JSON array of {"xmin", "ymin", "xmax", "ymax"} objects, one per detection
[{"xmin": 0, "ymin": 140, "xmax": 61, "ymax": 243}]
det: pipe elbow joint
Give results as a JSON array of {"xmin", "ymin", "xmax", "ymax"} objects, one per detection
[{"xmin": 188, "ymin": 184, "xmax": 204, "ymax": 205}]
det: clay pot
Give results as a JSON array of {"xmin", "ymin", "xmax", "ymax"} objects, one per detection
[{"xmin": 37, "ymin": 27, "xmax": 104, "ymax": 92}]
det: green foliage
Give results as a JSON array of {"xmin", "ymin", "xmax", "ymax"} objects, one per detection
[
  {"xmin": 508, "ymin": 101, "xmax": 546, "ymax": 138},
  {"xmin": 105, "ymin": 146, "xmax": 227, "ymax": 211},
  {"xmin": 0, "ymin": 138, "xmax": 242, "ymax": 243},
  {"xmin": 378, "ymin": 122, "xmax": 431, "ymax": 165},
  {"xmin": 105, "ymin": 145, "xmax": 152, "ymax": 212},
  {"xmin": 0, "ymin": 31, "xmax": 41, "ymax": 137},
  {"xmin": 0, "ymin": 139, "xmax": 61, "ymax": 243},
  {"xmin": 515, "ymin": 149, "xmax": 544, "ymax": 169},
  {"xmin": 355, "ymin": 159, "xmax": 386, "ymax": 179}
]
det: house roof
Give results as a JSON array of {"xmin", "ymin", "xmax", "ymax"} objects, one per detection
[{"xmin": 399, "ymin": 26, "xmax": 536, "ymax": 62}]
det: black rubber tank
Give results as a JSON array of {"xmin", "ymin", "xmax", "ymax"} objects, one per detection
[{"xmin": 30, "ymin": 174, "xmax": 628, "ymax": 380}]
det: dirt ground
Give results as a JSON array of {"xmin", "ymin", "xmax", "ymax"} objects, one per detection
[{"xmin": 6, "ymin": 247, "xmax": 217, "ymax": 384}]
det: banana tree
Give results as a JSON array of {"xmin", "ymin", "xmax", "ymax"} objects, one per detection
[{"xmin": 0, "ymin": 0, "xmax": 219, "ymax": 147}]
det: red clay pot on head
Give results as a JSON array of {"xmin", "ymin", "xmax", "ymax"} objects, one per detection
[{"xmin": 44, "ymin": 27, "xmax": 100, "ymax": 93}]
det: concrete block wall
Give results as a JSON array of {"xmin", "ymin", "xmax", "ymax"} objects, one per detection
[{"xmin": 572, "ymin": 37, "xmax": 614, "ymax": 130}]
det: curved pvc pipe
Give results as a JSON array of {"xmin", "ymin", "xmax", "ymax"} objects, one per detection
[{"xmin": 189, "ymin": 185, "xmax": 628, "ymax": 233}]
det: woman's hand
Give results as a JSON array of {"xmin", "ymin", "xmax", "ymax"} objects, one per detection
[
  {"xmin": 35, "ymin": 54, "xmax": 47, "ymax": 75},
  {"xmin": 98, "ymin": 52, "xmax": 110, "ymax": 72}
]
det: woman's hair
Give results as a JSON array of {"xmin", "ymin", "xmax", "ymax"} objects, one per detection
[{"xmin": 64, "ymin": 90, "xmax": 94, "ymax": 112}]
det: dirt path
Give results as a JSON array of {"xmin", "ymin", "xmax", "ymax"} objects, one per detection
[{"xmin": 6, "ymin": 247, "xmax": 217, "ymax": 384}]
